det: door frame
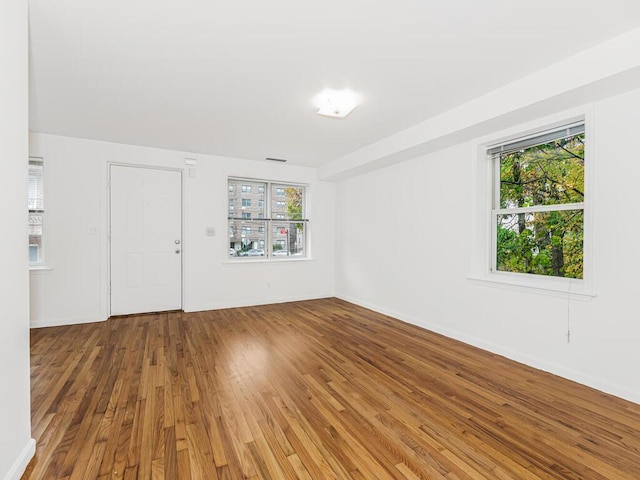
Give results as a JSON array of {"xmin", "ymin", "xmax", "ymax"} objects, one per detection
[{"xmin": 107, "ymin": 163, "xmax": 185, "ymax": 317}]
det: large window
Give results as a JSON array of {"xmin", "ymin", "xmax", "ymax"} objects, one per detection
[
  {"xmin": 228, "ymin": 178, "xmax": 307, "ymax": 259},
  {"xmin": 489, "ymin": 123, "xmax": 584, "ymax": 279},
  {"xmin": 28, "ymin": 157, "xmax": 45, "ymax": 264}
]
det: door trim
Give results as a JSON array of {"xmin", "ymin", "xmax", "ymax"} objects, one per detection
[{"xmin": 107, "ymin": 163, "xmax": 185, "ymax": 317}]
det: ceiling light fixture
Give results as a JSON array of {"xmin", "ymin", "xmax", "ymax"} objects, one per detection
[{"xmin": 312, "ymin": 88, "xmax": 362, "ymax": 119}]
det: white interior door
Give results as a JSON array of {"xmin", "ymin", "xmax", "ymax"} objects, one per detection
[{"xmin": 110, "ymin": 165, "xmax": 182, "ymax": 315}]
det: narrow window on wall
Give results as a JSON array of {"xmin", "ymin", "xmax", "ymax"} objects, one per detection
[
  {"xmin": 228, "ymin": 178, "xmax": 307, "ymax": 259},
  {"xmin": 489, "ymin": 123, "xmax": 585, "ymax": 279},
  {"xmin": 28, "ymin": 157, "xmax": 45, "ymax": 264}
]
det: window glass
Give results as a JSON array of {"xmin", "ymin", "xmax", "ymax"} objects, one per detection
[
  {"xmin": 497, "ymin": 210, "xmax": 583, "ymax": 278},
  {"xmin": 499, "ymin": 135, "xmax": 584, "ymax": 209},
  {"xmin": 272, "ymin": 184, "xmax": 304, "ymax": 220},
  {"xmin": 228, "ymin": 220, "xmax": 266, "ymax": 257},
  {"xmin": 229, "ymin": 179, "xmax": 266, "ymax": 219},
  {"xmin": 271, "ymin": 222, "xmax": 306, "ymax": 257}
]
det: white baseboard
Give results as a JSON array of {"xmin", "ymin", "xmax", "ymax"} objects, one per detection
[
  {"xmin": 3, "ymin": 438, "xmax": 35, "ymax": 480},
  {"xmin": 29, "ymin": 295, "xmax": 337, "ymax": 326},
  {"xmin": 335, "ymin": 293, "xmax": 640, "ymax": 406},
  {"xmin": 30, "ymin": 314, "xmax": 107, "ymax": 329},
  {"xmin": 184, "ymin": 292, "xmax": 335, "ymax": 313}
]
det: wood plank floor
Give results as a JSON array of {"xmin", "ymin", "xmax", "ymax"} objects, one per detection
[{"xmin": 23, "ymin": 298, "xmax": 640, "ymax": 479}]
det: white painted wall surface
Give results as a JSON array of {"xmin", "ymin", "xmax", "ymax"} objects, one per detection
[
  {"xmin": 28, "ymin": 134, "xmax": 335, "ymax": 327},
  {"xmin": 0, "ymin": 0, "xmax": 35, "ymax": 478},
  {"xmin": 335, "ymin": 88, "xmax": 640, "ymax": 405}
]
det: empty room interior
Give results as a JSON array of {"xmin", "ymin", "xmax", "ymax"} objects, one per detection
[{"xmin": 4, "ymin": 1, "xmax": 640, "ymax": 479}]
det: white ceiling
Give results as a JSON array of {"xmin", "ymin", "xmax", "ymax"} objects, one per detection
[{"xmin": 28, "ymin": 0, "xmax": 640, "ymax": 168}]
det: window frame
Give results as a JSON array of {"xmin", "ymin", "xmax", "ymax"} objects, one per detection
[
  {"xmin": 28, "ymin": 156, "xmax": 46, "ymax": 266},
  {"xmin": 490, "ymin": 122, "xmax": 585, "ymax": 279},
  {"xmin": 227, "ymin": 177, "xmax": 309, "ymax": 262},
  {"xmin": 469, "ymin": 112, "xmax": 594, "ymax": 298}
]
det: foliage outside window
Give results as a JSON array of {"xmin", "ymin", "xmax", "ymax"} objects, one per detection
[
  {"xmin": 228, "ymin": 178, "xmax": 307, "ymax": 259},
  {"xmin": 29, "ymin": 157, "xmax": 45, "ymax": 264},
  {"xmin": 490, "ymin": 124, "xmax": 584, "ymax": 279}
]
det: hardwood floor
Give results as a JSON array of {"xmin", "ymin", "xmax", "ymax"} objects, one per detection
[{"xmin": 23, "ymin": 298, "xmax": 640, "ymax": 479}]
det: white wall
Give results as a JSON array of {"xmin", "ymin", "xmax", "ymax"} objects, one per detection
[
  {"xmin": 0, "ymin": 0, "xmax": 35, "ymax": 479},
  {"xmin": 336, "ymin": 87, "xmax": 640, "ymax": 404},
  {"xmin": 29, "ymin": 134, "xmax": 335, "ymax": 327}
]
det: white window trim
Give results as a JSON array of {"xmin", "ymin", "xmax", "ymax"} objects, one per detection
[
  {"xmin": 468, "ymin": 108, "xmax": 595, "ymax": 299},
  {"xmin": 226, "ymin": 177, "xmax": 310, "ymax": 262},
  {"xmin": 29, "ymin": 265, "xmax": 54, "ymax": 272},
  {"xmin": 222, "ymin": 256, "xmax": 315, "ymax": 266}
]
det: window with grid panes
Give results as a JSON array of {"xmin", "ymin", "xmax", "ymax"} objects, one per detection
[{"xmin": 228, "ymin": 178, "xmax": 307, "ymax": 259}]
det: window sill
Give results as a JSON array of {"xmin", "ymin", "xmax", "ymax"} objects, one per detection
[
  {"xmin": 29, "ymin": 265, "xmax": 53, "ymax": 272},
  {"xmin": 223, "ymin": 257, "xmax": 314, "ymax": 265},
  {"xmin": 467, "ymin": 273, "xmax": 595, "ymax": 300}
]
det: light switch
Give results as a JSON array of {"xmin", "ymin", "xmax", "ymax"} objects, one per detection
[{"xmin": 206, "ymin": 227, "xmax": 215, "ymax": 237}]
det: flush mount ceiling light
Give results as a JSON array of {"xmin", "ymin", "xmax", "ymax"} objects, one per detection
[{"xmin": 311, "ymin": 88, "xmax": 362, "ymax": 118}]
